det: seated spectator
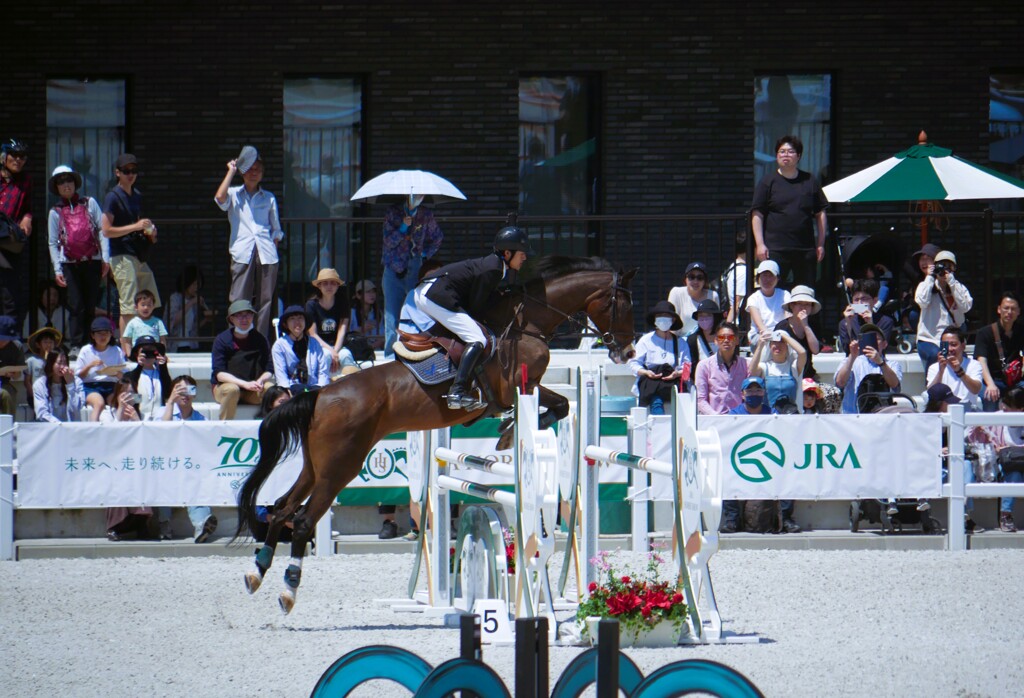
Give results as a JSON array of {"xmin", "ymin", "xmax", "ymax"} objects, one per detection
[
  {"xmin": 24, "ymin": 327, "xmax": 61, "ymax": 410},
  {"xmin": 628, "ymin": 301, "xmax": 692, "ymax": 415},
  {"xmin": 22, "ymin": 279, "xmax": 68, "ymax": 339},
  {"xmin": 155, "ymin": 375, "xmax": 218, "ymax": 543},
  {"xmin": 915, "ymin": 248, "xmax": 972, "ymax": 373},
  {"xmin": 925, "ymin": 383, "xmax": 979, "ymax": 529},
  {"xmin": 127, "ymin": 335, "xmax": 172, "ymax": 420},
  {"xmin": 728, "ymin": 376, "xmax": 770, "ymax": 416},
  {"xmin": 33, "ymin": 347, "xmax": 82, "ymax": 423},
  {"xmin": 838, "ymin": 279, "xmax": 896, "ymax": 355},
  {"xmin": 748, "ymin": 328, "xmax": 807, "ymax": 412},
  {"xmin": 75, "ymin": 317, "xmax": 126, "ymax": 422},
  {"xmin": 695, "ymin": 321, "xmax": 749, "ymax": 415},
  {"xmin": 212, "ymin": 300, "xmax": 274, "ymax": 420},
  {"xmin": 775, "ymin": 284, "xmax": 820, "ymax": 379},
  {"xmin": 306, "ymin": 268, "xmax": 358, "ymax": 379},
  {"xmin": 46, "ymin": 164, "xmax": 108, "ymax": 349},
  {"xmin": 121, "ymin": 289, "xmax": 168, "ymax": 357},
  {"xmin": 835, "ymin": 323, "xmax": 903, "ymax": 414},
  {"xmin": 351, "ymin": 279, "xmax": 385, "ymax": 351},
  {"xmin": 974, "ymin": 291, "xmax": 1024, "ymax": 412},
  {"xmin": 802, "ymin": 378, "xmax": 823, "ymax": 414},
  {"xmin": 167, "ymin": 264, "xmax": 215, "ymax": 352},
  {"xmin": 101, "ymin": 379, "xmax": 153, "ymax": 541},
  {"xmin": 746, "ymin": 260, "xmax": 790, "ymax": 344},
  {"xmin": 926, "ymin": 325, "xmax": 983, "ymax": 411},
  {"xmin": 273, "ymin": 305, "xmax": 331, "ymax": 391},
  {"xmin": 255, "ymin": 385, "xmax": 291, "ymax": 418},
  {"xmin": 687, "ymin": 299, "xmax": 722, "ymax": 363},
  {"xmin": 667, "ymin": 262, "xmax": 719, "ymax": 337},
  {"xmin": 0, "ymin": 316, "xmax": 27, "ymax": 417},
  {"xmin": 989, "ymin": 386, "xmax": 1024, "ymax": 532}
]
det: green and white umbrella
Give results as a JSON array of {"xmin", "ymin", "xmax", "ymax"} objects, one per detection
[{"xmin": 824, "ymin": 137, "xmax": 1024, "ymax": 203}]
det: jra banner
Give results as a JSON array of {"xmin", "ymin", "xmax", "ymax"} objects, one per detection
[{"xmin": 700, "ymin": 414, "xmax": 943, "ymax": 500}]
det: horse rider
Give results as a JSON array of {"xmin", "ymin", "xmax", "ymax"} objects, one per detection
[{"xmin": 413, "ymin": 223, "xmax": 534, "ymax": 409}]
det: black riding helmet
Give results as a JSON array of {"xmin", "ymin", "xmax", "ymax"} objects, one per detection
[
  {"xmin": 493, "ymin": 225, "xmax": 536, "ymax": 256},
  {"xmin": 1, "ymin": 138, "xmax": 27, "ymax": 157}
]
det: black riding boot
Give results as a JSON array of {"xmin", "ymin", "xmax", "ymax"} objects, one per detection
[{"xmin": 447, "ymin": 342, "xmax": 485, "ymax": 410}]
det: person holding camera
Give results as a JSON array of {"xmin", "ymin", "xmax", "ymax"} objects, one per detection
[
  {"xmin": 628, "ymin": 301, "xmax": 693, "ymax": 415},
  {"xmin": 747, "ymin": 328, "xmax": 807, "ymax": 412},
  {"xmin": 838, "ymin": 279, "xmax": 896, "ymax": 356},
  {"xmin": 835, "ymin": 323, "xmax": 903, "ymax": 414},
  {"xmin": 127, "ymin": 335, "xmax": 172, "ymax": 420},
  {"xmin": 915, "ymin": 249, "xmax": 972, "ymax": 373},
  {"xmin": 926, "ymin": 325, "xmax": 983, "ymax": 411}
]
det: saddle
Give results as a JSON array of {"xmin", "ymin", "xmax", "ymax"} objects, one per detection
[{"xmin": 394, "ymin": 322, "xmax": 494, "ymax": 365}]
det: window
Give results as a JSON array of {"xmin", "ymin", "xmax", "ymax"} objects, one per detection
[
  {"xmin": 753, "ymin": 74, "xmax": 832, "ymax": 186},
  {"xmin": 518, "ymin": 75, "xmax": 600, "ymax": 256},
  {"xmin": 46, "ymin": 79, "xmax": 126, "ymax": 206},
  {"xmin": 990, "ymin": 73, "xmax": 1024, "ymax": 181}
]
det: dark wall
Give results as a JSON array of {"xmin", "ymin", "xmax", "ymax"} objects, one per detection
[{"xmin": 7, "ymin": 1, "xmax": 1022, "ymax": 328}]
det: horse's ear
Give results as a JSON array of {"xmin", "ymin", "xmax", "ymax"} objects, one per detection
[{"xmin": 620, "ymin": 267, "xmax": 639, "ymax": 287}]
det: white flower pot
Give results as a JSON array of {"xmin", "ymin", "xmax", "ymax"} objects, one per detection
[{"xmin": 584, "ymin": 616, "xmax": 685, "ymax": 648}]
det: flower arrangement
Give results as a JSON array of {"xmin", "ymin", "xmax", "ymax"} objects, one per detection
[
  {"xmin": 503, "ymin": 526, "xmax": 516, "ymax": 574},
  {"xmin": 576, "ymin": 548, "xmax": 689, "ymax": 643}
]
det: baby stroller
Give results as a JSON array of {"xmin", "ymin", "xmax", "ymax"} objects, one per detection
[{"xmin": 848, "ymin": 375, "xmax": 940, "ymax": 534}]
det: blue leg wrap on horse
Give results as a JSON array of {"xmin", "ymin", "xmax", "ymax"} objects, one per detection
[
  {"xmin": 255, "ymin": 546, "xmax": 274, "ymax": 573},
  {"xmin": 284, "ymin": 565, "xmax": 302, "ymax": 590}
]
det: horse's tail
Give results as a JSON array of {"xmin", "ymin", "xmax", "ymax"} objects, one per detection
[{"xmin": 234, "ymin": 390, "xmax": 319, "ymax": 540}]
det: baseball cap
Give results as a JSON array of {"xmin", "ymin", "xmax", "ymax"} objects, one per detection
[
  {"xmin": 741, "ymin": 376, "xmax": 766, "ymax": 391},
  {"xmin": 934, "ymin": 250, "xmax": 957, "ymax": 265},
  {"xmin": 755, "ymin": 260, "xmax": 780, "ymax": 277},
  {"xmin": 684, "ymin": 262, "xmax": 708, "ymax": 277},
  {"xmin": 926, "ymin": 383, "xmax": 961, "ymax": 405},
  {"xmin": 115, "ymin": 153, "xmax": 138, "ymax": 170}
]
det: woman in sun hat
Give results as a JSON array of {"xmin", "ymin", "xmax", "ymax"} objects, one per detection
[
  {"xmin": 688, "ymin": 298, "xmax": 723, "ymax": 363},
  {"xmin": 305, "ymin": 268, "xmax": 358, "ymax": 379},
  {"xmin": 775, "ymin": 284, "xmax": 821, "ymax": 379},
  {"xmin": 627, "ymin": 300, "xmax": 693, "ymax": 414},
  {"xmin": 24, "ymin": 326, "xmax": 63, "ymax": 410}
]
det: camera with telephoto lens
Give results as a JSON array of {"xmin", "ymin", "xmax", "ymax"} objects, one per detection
[{"xmin": 934, "ymin": 261, "xmax": 951, "ymax": 276}]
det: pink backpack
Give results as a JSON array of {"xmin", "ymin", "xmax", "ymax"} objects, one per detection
[{"xmin": 57, "ymin": 200, "xmax": 101, "ymax": 262}]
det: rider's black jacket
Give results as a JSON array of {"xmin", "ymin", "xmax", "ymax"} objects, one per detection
[{"xmin": 422, "ymin": 252, "xmax": 516, "ymax": 317}]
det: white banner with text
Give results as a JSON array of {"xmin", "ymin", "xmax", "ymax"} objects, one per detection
[{"xmin": 699, "ymin": 414, "xmax": 943, "ymax": 500}]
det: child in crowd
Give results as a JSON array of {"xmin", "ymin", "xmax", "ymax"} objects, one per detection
[
  {"xmin": 33, "ymin": 347, "xmax": 82, "ymax": 423},
  {"xmin": 273, "ymin": 305, "xmax": 331, "ymax": 391},
  {"xmin": 746, "ymin": 259, "xmax": 791, "ymax": 345},
  {"xmin": 350, "ymin": 279, "xmax": 385, "ymax": 350},
  {"xmin": 121, "ymin": 289, "xmax": 168, "ymax": 357},
  {"xmin": 167, "ymin": 265, "xmax": 215, "ymax": 351},
  {"xmin": 802, "ymin": 378, "xmax": 824, "ymax": 414},
  {"xmin": 306, "ymin": 268, "xmax": 358, "ymax": 379},
  {"xmin": 75, "ymin": 317, "xmax": 126, "ymax": 422},
  {"xmin": 24, "ymin": 327, "xmax": 61, "ymax": 410}
]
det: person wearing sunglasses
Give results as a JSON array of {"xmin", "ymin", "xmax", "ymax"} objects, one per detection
[
  {"xmin": 0, "ymin": 138, "xmax": 33, "ymax": 318},
  {"xmin": 101, "ymin": 153, "xmax": 161, "ymax": 339},
  {"xmin": 694, "ymin": 320, "xmax": 758, "ymax": 417},
  {"xmin": 667, "ymin": 261, "xmax": 719, "ymax": 337}
]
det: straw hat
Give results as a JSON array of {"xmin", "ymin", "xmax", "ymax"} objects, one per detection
[
  {"xmin": 28, "ymin": 326, "xmax": 63, "ymax": 354},
  {"xmin": 312, "ymin": 268, "xmax": 345, "ymax": 289}
]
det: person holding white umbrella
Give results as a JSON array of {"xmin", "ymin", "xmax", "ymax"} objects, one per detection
[{"xmin": 382, "ymin": 195, "xmax": 443, "ymax": 356}]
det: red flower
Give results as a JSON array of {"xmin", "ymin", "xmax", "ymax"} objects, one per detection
[
  {"xmin": 588, "ymin": 582, "xmax": 598, "ymax": 593},
  {"xmin": 621, "ymin": 575, "xmax": 631, "ymax": 585},
  {"xmin": 671, "ymin": 592, "xmax": 684, "ymax": 605},
  {"xmin": 640, "ymin": 604, "xmax": 652, "ymax": 618},
  {"xmin": 606, "ymin": 592, "xmax": 642, "ymax": 615}
]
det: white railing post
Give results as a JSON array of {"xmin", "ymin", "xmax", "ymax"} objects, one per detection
[
  {"xmin": 581, "ymin": 369, "xmax": 601, "ymax": 590},
  {"xmin": 628, "ymin": 406, "xmax": 650, "ymax": 552},
  {"xmin": 0, "ymin": 415, "xmax": 13, "ymax": 561},
  {"xmin": 947, "ymin": 404, "xmax": 967, "ymax": 551}
]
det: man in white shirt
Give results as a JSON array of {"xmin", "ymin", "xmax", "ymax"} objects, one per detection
[
  {"xmin": 926, "ymin": 325, "xmax": 983, "ymax": 411},
  {"xmin": 214, "ymin": 151, "xmax": 284, "ymax": 338}
]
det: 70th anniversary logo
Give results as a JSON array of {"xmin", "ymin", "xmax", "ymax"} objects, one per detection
[{"xmin": 731, "ymin": 432, "xmax": 862, "ymax": 483}]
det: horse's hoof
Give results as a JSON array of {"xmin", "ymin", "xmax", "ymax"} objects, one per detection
[
  {"xmin": 278, "ymin": 590, "xmax": 296, "ymax": 614},
  {"xmin": 244, "ymin": 571, "xmax": 263, "ymax": 594},
  {"xmin": 495, "ymin": 430, "xmax": 514, "ymax": 452}
]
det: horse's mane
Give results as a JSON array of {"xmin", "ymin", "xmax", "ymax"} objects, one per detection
[{"xmin": 521, "ymin": 255, "xmax": 614, "ymax": 282}]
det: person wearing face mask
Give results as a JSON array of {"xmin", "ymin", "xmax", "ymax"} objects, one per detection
[
  {"xmin": 687, "ymin": 299, "xmax": 723, "ymax": 363},
  {"xmin": 211, "ymin": 299, "xmax": 274, "ymax": 420},
  {"xmin": 628, "ymin": 301, "xmax": 693, "ymax": 415},
  {"xmin": 667, "ymin": 261, "xmax": 719, "ymax": 337},
  {"xmin": 729, "ymin": 376, "xmax": 770, "ymax": 415},
  {"xmin": 382, "ymin": 195, "xmax": 444, "ymax": 357}
]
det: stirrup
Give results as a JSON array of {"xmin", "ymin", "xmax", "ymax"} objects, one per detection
[{"xmin": 446, "ymin": 386, "xmax": 485, "ymax": 411}]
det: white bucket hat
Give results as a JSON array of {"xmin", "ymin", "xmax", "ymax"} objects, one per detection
[
  {"xmin": 784, "ymin": 285, "xmax": 821, "ymax": 314},
  {"xmin": 48, "ymin": 165, "xmax": 82, "ymax": 196}
]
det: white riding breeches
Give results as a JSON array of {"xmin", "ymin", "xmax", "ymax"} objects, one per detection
[{"xmin": 414, "ymin": 281, "xmax": 487, "ymax": 346}]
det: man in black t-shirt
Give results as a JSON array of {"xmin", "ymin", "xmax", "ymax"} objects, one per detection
[{"xmin": 974, "ymin": 291, "xmax": 1024, "ymax": 411}]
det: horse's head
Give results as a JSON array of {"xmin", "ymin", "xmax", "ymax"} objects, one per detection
[{"xmin": 586, "ymin": 267, "xmax": 638, "ymax": 364}]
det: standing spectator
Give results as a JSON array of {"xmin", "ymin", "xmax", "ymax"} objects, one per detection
[
  {"xmin": 351, "ymin": 279, "xmax": 385, "ymax": 350},
  {"xmin": 0, "ymin": 316, "xmax": 26, "ymax": 416},
  {"xmin": 0, "ymin": 139, "xmax": 33, "ymax": 319},
  {"xmin": 34, "ymin": 347, "xmax": 83, "ymax": 423},
  {"xmin": 748, "ymin": 329, "xmax": 807, "ymax": 413},
  {"xmin": 926, "ymin": 325, "xmax": 983, "ymax": 411},
  {"xmin": 158, "ymin": 375, "xmax": 218, "ymax": 543},
  {"xmin": 382, "ymin": 197, "xmax": 443, "ymax": 356},
  {"xmin": 694, "ymin": 321, "xmax": 751, "ymax": 416},
  {"xmin": 745, "ymin": 260, "xmax": 790, "ymax": 344},
  {"xmin": 101, "ymin": 153, "xmax": 160, "ymax": 339},
  {"xmin": 974, "ymin": 292, "xmax": 1024, "ymax": 412},
  {"xmin": 167, "ymin": 265, "xmax": 215, "ymax": 352},
  {"xmin": 667, "ymin": 262, "xmax": 719, "ymax": 337},
  {"xmin": 273, "ymin": 305, "xmax": 331, "ymax": 391},
  {"xmin": 838, "ymin": 279, "xmax": 896, "ymax": 355},
  {"xmin": 750, "ymin": 134, "xmax": 828, "ymax": 286},
  {"xmin": 720, "ymin": 231, "xmax": 748, "ymax": 325},
  {"xmin": 126, "ymin": 335, "xmax": 172, "ymax": 420},
  {"xmin": 46, "ymin": 165, "xmax": 108, "ymax": 348},
  {"xmin": 305, "ymin": 268, "xmax": 358, "ymax": 379},
  {"xmin": 120, "ymin": 290, "xmax": 168, "ymax": 357},
  {"xmin": 915, "ymin": 249, "xmax": 972, "ymax": 373},
  {"xmin": 212, "ymin": 300, "xmax": 274, "ymax": 420},
  {"xmin": 24, "ymin": 327, "xmax": 61, "ymax": 410},
  {"xmin": 627, "ymin": 301, "xmax": 692, "ymax": 415},
  {"xmin": 901, "ymin": 243, "xmax": 940, "ymax": 332},
  {"xmin": 835, "ymin": 323, "xmax": 903, "ymax": 414},
  {"xmin": 22, "ymin": 280, "xmax": 68, "ymax": 340},
  {"xmin": 75, "ymin": 317, "xmax": 126, "ymax": 422},
  {"xmin": 215, "ymin": 151, "xmax": 284, "ymax": 340},
  {"xmin": 687, "ymin": 299, "xmax": 722, "ymax": 364},
  {"xmin": 774, "ymin": 285, "xmax": 820, "ymax": 379}
]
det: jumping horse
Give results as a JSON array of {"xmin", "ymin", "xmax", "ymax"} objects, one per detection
[{"xmin": 234, "ymin": 256, "xmax": 637, "ymax": 613}]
